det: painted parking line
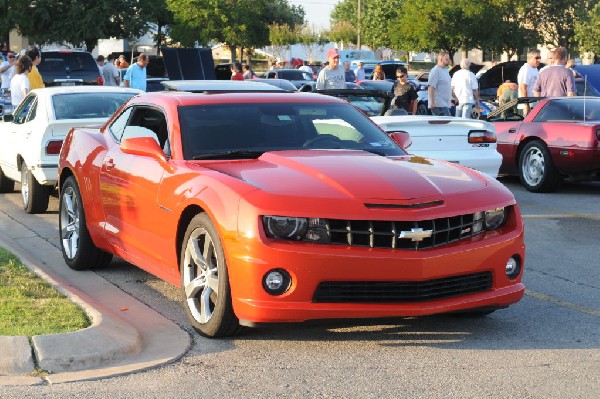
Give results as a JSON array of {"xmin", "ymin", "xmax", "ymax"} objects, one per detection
[
  {"xmin": 522, "ymin": 214, "xmax": 600, "ymax": 220},
  {"xmin": 526, "ymin": 290, "xmax": 600, "ymax": 317}
]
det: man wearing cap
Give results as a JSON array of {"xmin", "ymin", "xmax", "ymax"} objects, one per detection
[
  {"xmin": 0, "ymin": 52, "xmax": 17, "ymax": 91},
  {"xmin": 316, "ymin": 48, "xmax": 347, "ymax": 90},
  {"xmin": 354, "ymin": 61, "xmax": 365, "ymax": 82}
]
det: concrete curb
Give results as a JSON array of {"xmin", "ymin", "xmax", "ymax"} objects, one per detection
[{"xmin": 0, "ymin": 211, "xmax": 191, "ymax": 385}]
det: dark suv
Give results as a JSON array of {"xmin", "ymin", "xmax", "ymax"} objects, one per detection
[{"xmin": 38, "ymin": 50, "xmax": 103, "ymax": 86}]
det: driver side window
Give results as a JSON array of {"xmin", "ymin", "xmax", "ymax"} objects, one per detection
[{"xmin": 12, "ymin": 95, "xmax": 37, "ymax": 124}]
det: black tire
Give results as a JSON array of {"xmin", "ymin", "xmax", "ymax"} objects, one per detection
[
  {"xmin": 180, "ymin": 213, "xmax": 241, "ymax": 338},
  {"xmin": 20, "ymin": 161, "xmax": 50, "ymax": 214},
  {"xmin": 0, "ymin": 166, "xmax": 15, "ymax": 193},
  {"xmin": 518, "ymin": 140, "xmax": 563, "ymax": 192},
  {"xmin": 59, "ymin": 176, "xmax": 112, "ymax": 270}
]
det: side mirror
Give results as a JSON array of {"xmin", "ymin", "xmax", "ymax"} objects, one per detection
[
  {"xmin": 388, "ymin": 131, "xmax": 412, "ymax": 149},
  {"xmin": 120, "ymin": 136, "xmax": 173, "ymax": 172}
]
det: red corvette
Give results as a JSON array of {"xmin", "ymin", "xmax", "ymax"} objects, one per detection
[
  {"xmin": 491, "ymin": 97, "xmax": 600, "ymax": 192},
  {"xmin": 58, "ymin": 91, "xmax": 525, "ymax": 337}
]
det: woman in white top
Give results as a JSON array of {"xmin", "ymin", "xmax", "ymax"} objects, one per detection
[{"xmin": 10, "ymin": 55, "xmax": 33, "ymax": 106}]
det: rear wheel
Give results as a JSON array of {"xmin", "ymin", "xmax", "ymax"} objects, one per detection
[
  {"xmin": 59, "ymin": 176, "xmax": 112, "ymax": 270},
  {"xmin": 21, "ymin": 161, "xmax": 50, "ymax": 213},
  {"xmin": 519, "ymin": 140, "xmax": 563, "ymax": 192},
  {"xmin": 0, "ymin": 166, "xmax": 15, "ymax": 193},
  {"xmin": 180, "ymin": 213, "xmax": 241, "ymax": 338}
]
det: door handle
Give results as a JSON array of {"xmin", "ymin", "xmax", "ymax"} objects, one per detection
[{"xmin": 508, "ymin": 129, "xmax": 517, "ymax": 133}]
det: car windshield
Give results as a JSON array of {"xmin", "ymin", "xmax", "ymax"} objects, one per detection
[
  {"xmin": 52, "ymin": 92, "xmax": 136, "ymax": 120},
  {"xmin": 534, "ymin": 98, "xmax": 600, "ymax": 122},
  {"xmin": 178, "ymin": 102, "xmax": 406, "ymax": 160}
]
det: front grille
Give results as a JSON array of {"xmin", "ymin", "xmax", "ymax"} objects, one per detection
[
  {"xmin": 327, "ymin": 213, "xmax": 479, "ymax": 250},
  {"xmin": 313, "ymin": 272, "xmax": 493, "ymax": 303}
]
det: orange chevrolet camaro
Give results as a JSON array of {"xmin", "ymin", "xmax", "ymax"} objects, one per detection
[{"xmin": 58, "ymin": 90, "xmax": 525, "ymax": 337}]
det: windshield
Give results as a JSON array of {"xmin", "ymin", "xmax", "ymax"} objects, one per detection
[
  {"xmin": 52, "ymin": 92, "xmax": 136, "ymax": 120},
  {"xmin": 178, "ymin": 102, "xmax": 406, "ymax": 160}
]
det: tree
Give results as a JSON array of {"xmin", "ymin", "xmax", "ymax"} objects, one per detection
[
  {"xmin": 167, "ymin": 0, "xmax": 304, "ymax": 61},
  {"xmin": 140, "ymin": 0, "xmax": 175, "ymax": 55},
  {"xmin": 12, "ymin": 0, "xmax": 149, "ymax": 52},
  {"xmin": 524, "ymin": 0, "xmax": 599, "ymax": 52},
  {"xmin": 268, "ymin": 23, "xmax": 297, "ymax": 62},
  {"xmin": 328, "ymin": 22, "xmax": 356, "ymax": 48},
  {"xmin": 296, "ymin": 25, "xmax": 328, "ymax": 63},
  {"xmin": 575, "ymin": 3, "xmax": 600, "ymax": 55}
]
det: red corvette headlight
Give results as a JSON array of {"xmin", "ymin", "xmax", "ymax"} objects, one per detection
[{"xmin": 263, "ymin": 216, "xmax": 331, "ymax": 243}]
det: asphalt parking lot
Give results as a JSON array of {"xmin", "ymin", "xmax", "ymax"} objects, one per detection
[{"xmin": 0, "ymin": 177, "xmax": 599, "ymax": 397}]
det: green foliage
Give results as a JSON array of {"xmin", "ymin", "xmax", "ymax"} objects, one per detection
[
  {"xmin": 166, "ymin": 0, "xmax": 304, "ymax": 58},
  {"xmin": 524, "ymin": 0, "xmax": 599, "ymax": 51},
  {"xmin": 0, "ymin": 247, "xmax": 90, "ymax": 336},
  {"xmin": 576, "ymin": 3, "xmax": 600, "ymax": 54},
  {"xmin": 11, "ymin": 0, "xmax": 150, "ymax": 52}
]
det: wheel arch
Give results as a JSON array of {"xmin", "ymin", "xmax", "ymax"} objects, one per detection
[
  {"xmin": 515, "ymin": 136, "xmax": 545, "ymax": 170},
  {"xmin": 176, "ymin": 204, "xmax": 206, "ymax": 267}
]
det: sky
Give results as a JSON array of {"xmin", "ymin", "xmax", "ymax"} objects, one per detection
[{"xmin": 289, "ymin": 0, "xmax": 338, "ymax": 30}]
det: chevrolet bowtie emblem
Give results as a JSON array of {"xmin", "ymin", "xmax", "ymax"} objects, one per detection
[{"xmin": 399, "ymin": 228, "xmax": 433, "ymax": 242}]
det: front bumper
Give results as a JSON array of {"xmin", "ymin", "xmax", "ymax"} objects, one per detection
[{"xmin": 226, "ymin": 224, "xmax": 525, "ymax": 324}]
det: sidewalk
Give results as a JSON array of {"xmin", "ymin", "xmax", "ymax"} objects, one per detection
[{"xmin": 0, "ymin": 212, "xmax": 191, "ymax": 386}]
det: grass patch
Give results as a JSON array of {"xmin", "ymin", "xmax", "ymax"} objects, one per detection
[{"xmin": 0, "ymin": 247, "xmax": 90, "ymax": 336}]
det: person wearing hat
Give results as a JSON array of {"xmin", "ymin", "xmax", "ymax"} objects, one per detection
[
  {"xmin": 316, "ymin": 48, "xmax": 347, "ymax": 90},
  {"xmin": 354, "ymin": 61, "xmax": 365, "ymax": 82},
  {"xmin": 0, "ymin": 51, "xmax": 17, "ymax": 91}
]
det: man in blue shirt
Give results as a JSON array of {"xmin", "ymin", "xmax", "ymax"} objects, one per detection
[{"xmin": 123, "ymin": 53, "xmax": 149, "ymax": 91}]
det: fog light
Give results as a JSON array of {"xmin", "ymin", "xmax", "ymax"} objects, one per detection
[
  {"xmin": 263, "ymin": 269, "xmax": 291, "ymax": 296},
  {"xmin": 505, "ymin": 256, "xmax": 521, "ymax": 279}
]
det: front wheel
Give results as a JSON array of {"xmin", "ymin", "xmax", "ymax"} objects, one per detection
[
  {"xmin": 518, "ymin": 140, "xmax": 562, "ymax": 192},
  {"xmin": 59, "ymin": 176, "xmax": 112, "ymax": 270},
  {"xmin": 180, "ymin": 213, "xmax": 241, "ymax": 338},
  {"xmin": 21, "ymin": 161, "xmax": 50, "ymax": 214}
]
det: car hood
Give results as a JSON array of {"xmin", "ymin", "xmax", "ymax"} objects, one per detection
[{"xmin": 203, "ymin": 150, "xmax": 487, "ymax": 200}]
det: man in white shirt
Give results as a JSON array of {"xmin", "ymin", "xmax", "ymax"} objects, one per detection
[
  {"xmin": 451, "ymin": 59, "xmax": 480, "ymax": 118},
  {"xmin": 354, "ymin": 61, "xmax": 365, "ymax": 81},
  {"xmin": 0, "ymin": 52, "xmax": 16, "ymax": 91},
  {"xmin": 517, "ymin": 49, "xmax": 541, "ymax": 114}
]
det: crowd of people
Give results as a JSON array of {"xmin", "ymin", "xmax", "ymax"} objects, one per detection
[
  {"xmin": 1, "ymin": 48, "xmax": 154, "ymax": 111},
  {"xmin": 0, "ymin": 47, "xmax": 46, "ymax": 107},
  {"xmin": 426, "ymin": 46, "xmax": 581, "ymax": 119}
]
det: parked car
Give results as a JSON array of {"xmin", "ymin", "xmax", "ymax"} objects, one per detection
[
  {"xmin": 57, "ymin": 90, "xmax": 525, "ymax": 337},
  {"xmin": 265, "ymin": 69, "xmax": 314, "ymax": 89},
  {"xmin": 487, "ymin": 96, "xmax": 600, "ymax": 192},
  {"xmin": 0, "ymin": 86, "xmax": 142, "ymax": 212},
  {"xmin": 298, "ymin": 81, "xmax": 363, "ymax": 92},
  {"xmin": 251, "ymin": 78, "xmax": 298, "ymax": 91},
  {"xmin": 37, "ymin": 50, "xmax": 103, "ymax": 87},
  {"xmin": 372, "ymin": 115, "xmax": 502, "ymax": 177}
]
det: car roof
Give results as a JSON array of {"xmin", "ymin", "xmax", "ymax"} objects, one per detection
[
  {"xmin": 129, "ymin": 91, "xmax": 346, "ymax": 107},
  {"xmin": 31, "ymin": 86, "xmax": 143, "ymax": 95},
  {"xmin": 161, "ymin": 80, "xmax": 285, "ymax": 93}
]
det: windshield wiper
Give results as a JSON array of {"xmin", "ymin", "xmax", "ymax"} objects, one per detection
[{"xmin": 192, "ymin": 150, "xmax": 265, "ymax": 160}]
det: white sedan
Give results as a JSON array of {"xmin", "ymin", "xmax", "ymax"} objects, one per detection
[
  {"xmin": 0, "ymin": 86, "xmax": 142, "ymax": 213},
  {"xmin": 371, "ymin": 115, "xmax": 502, "ymax": 178}
]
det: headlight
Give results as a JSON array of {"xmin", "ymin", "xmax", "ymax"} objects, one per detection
[
  {"xmin": 472, "ymin": 207, "xmax": 507, "ymax": 233},
  {"xmin": 263, "ymin": 216, "xmax": 330, "ymax": 243},
  {"xmin": 485, "ymin": 207, "xmax": 507, "ymax": 230}
]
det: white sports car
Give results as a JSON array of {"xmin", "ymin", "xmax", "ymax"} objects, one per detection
[
  {"xmin": 0, "ymin": 86, "xmax": 142, "ymax": 213},
  {"xmin": 372, "ymin": 115, "xmax": 502, "ymax": 178}
]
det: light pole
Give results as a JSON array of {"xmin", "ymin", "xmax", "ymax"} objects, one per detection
[{"xmin": 357, "ymin": 0, "xmax": 361, "ymax": 49}]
